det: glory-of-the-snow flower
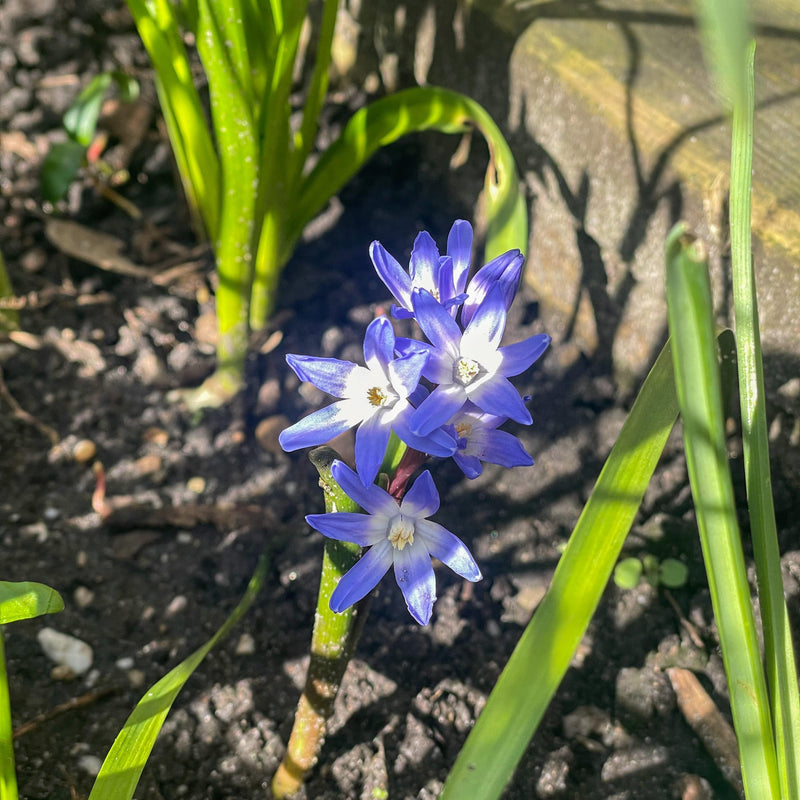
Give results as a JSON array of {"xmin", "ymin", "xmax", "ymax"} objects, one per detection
[
  {"xmin": 396, "ymin": 286, "xmax": 551, "ymax": 436},
  {"xmin": 279, "ymin": 316, "xmax": 455, "ymax": 485},
  {"xmin": 306, "ymin": 460, "xmax": 482, "ymax": 625}
]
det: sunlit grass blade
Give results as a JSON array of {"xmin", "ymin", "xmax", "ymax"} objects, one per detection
[
  {"xmin": 0, "ymin": 581, "xmax": 64, "ymax": 624},
  {"xmin": 728, "ymin": 41, "xmax": 800, "ymax": 800},
  {"xmin": 88, "ymin": 553, "xmax": 268, "ymax": 800},
  {"xmin": 442, "ymin": 340, "xmax": 679, "ymax": 800},
  {"xmin": 693, "ymin": 0, "xmax": 750, "ymax": 111},
  {"xmin": 125, "ymin": 0, "xmax": 220, "ymax": 239},
  {"xmin": 288, "ymin": 87, "xmax": 527, "ymax": 260},
  {"xmin": 0, "ymin": 252, "xmax": 18, "ymax": 333},
  {"xmin": 666, "ymin": 223, "xmax": 779, "ymax": 798},
  {"xmin": 0, "ymin": 582, "xmax": 64, "ymax": 800}
]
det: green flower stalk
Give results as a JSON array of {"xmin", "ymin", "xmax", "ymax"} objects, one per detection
[{"xmin": 271, "ymin": 447, "xmax": 365, "ymax": 799}]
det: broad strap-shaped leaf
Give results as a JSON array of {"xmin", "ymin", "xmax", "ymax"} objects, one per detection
[
  {"xmin": 286, "ymin": 87, "xmax": 527, "ymax": 263},
  {"xmin": 125, "ymin": 0, "xmax": 220, "ymax": 239},
  {"xmin": 63, "ymin": 71, "xmax": 139, "ymax": 147},
  {"xmin": 0, "ymin": 581, "xmax": 64, "ymax": 624},
  {"xmin": 87, "ymin": 553, "xmax": 268, "ymax": 800},
  {"xmin": 441, "ymin": 339, "xmax": 679, "ymax": 800},
  {"xmin": 666, "ymin": 224, "xmax": 779, "ymax": 798}
]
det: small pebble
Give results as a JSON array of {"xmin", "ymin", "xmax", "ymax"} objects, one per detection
[
  {"xmin": 116, "ymin": 656, "xmax": 134, "ymax": 670},
  {"xmin": 43, "ymin": 507, "xmax": 60, "ymax": 521},
  {"xmin": 127, "ymin": 669, "xmax": 146, "ymax": 688},
  {"xmin": 186, "ymin": 476, "xmax": 205, "ymax": 494},
  {"xmin": 73, "ymin": 586, "xmax": 94, "ymax": 608},
  {"xmin": 235, "ymin": 633, "xmax": 256, "ymax": 656},
  {"xmin": 255, "ymin": 415, "xmax": 290, "ymax": 455},
  {"xmin": 134, "ymin": 454, "xmax": 162, "ymax": 476},
  {"xmin": 73, "ymin": 439, "xmax": 97, "ymax": 463},
  {"xmin": 76, "ymin": 550, "xmax": 88, "ymax": 567},
  {"xmin": 165, "ymin": 595, "xmax": 188, "ymax": 617},
  {"xmin": 51, "ymin": 664, "xmax": 76, "ymax": 681},
  {"xmin": 143, "ymin": 426, "xmax": 169, "ymax": 446},
  {"xmin": 38, "ymin": 628, "xmax": 93, "ymax": 675},
  {"xmin": 77, "ymin": 754, "xmax": 103, "ymax": 776},
  {"xmin": 21, "ymin": 521, "xmax": 48, "ymax": 542},
  {"xmin": 177, "ymin": 531, "xmax": 193, "ymax": 544}
]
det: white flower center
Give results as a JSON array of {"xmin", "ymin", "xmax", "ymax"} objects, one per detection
[
  {"xmin": 454, "ymin": 357, "xmax": 481, "ymax": 385},
  {"xmin": 366, "ymin": 385, "xmax": 391, "ymax": 407},
  {"xmin": 388, "ymin": 517, "xmax": 415, "ymax": 550},
  {"xmin": 454, "ymin": 420, "xmax": 472, "ymax": 439}
]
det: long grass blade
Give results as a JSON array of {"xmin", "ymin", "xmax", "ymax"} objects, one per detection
[
  {"xmin": 125, "ymin": 0, "xmax": 220, "ymax": 239},
  {"xmin": 665, "ymin": 224, "xmax": 779, "ymax": 798},
  {"xmin": 88, "ymin": 553, "xmax": 268, "ymax": 800},
  {"xmin": 441, "ymin": 339, "xmax": 679, "ymax": 800},
  {"xmin": 728, "ymin": 41, "xmax": 800, "ymax": 800}
]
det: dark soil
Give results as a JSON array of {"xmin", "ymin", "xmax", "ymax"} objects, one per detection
[{"xmin": 2, "ymin": 2, "xmax": 800, "ymax": 800}]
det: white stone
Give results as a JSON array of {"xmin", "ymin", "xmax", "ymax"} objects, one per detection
[{"xmin": 37, "ymin": 628, "xmax": 93, "ymax": 675}]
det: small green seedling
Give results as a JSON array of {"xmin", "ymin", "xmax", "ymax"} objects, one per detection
[
  {"xmin": 41, "ymin": 70, "xmax": 139, "ymax": 204},
  {"xmin": 613, "ymin": 555, "xmax": 689, "ymax": 590}
]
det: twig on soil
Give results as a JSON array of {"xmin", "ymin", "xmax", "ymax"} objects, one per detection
[
  {"xmin": 0, "ymin": 365, "xmax": 59, "ymax": 444},
  {"xmin": 667, "ymin": 667, "xmax": 744, "ymax": 798},
  {"xmin": 12, "ymin": 685, "xmax": 120, "ymax": 740},
  {"xmin": 663, "ymin": 588, "xmax": 705, "ymax": 648}
]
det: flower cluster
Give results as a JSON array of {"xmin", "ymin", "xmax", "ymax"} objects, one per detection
[{"xmin": 280, "ymin": 221, "xmax": 550, "ymax": 624}]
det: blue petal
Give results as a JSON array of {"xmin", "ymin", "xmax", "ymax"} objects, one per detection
[
  {"xmin": 395, "ymin": 337, "xmax": 433, "ymax": 359},
  {"xmin": 447, "ymin": 219, "xmax": 473, "ymax": 293},
  {"xmin": 466, "ymin": 428, "xmax": 534, "ymax": 468},
  {"xmin": 460, "ymin": 285, "xmax": 506, "ymax": 355},
  {"xmin": 387, "ymin": 350, "xmax": 428, "ymax": 398},
  {"xmin": 409, "ymin": 231, "xmax": 440, "ymax": 291},
  {"xmin": 392, "ymin": 406, "xmax": 457, "ymax": 457},
  {"xmin": 393, "ymin": 540, "xmax": 436, "ymax": 625},
  {"xmin": 354, "ymin": 413, "xmax": 392, "ymax": 485},
  {"xmin": 279, "ymin": 400, "xmax": 359, "ymax": 451},
  {"xmin": 370, "ymin": 241, "xmax": 412, "ymax": 309},
  {"xmin": 499, "ymin": 333, "xmax": 551, "ymax": 377},
  {"xmin": 462, "ymin": 251, "xmax": 522, "ymax": 327},
  {"xmin": 420, "ymin": 348, "xmax": 453, "ymax": 385},
  {"xmin": 400, "ymin": 470, "xmax": 439, "ymax": 518},
  {"xmin": 286, "ymin": 354, "xmax": 356, "ymax": 397},
  {"xmin": 453, "ymin": 452, "xmax": 483, "ymax": 479},
  {"xmin": 416, "ymin": 520, "xmax": 482, "ymax": 582},
  {"xmin": 411, "ymin": 289, "xmax": 461, "ymax": 355},
  {"xmin": 394, "ymin": 410, "xmax": 457, "ymax": 457},
  {"xmin": 306, "ymin": 512, "xmax": 387, "ymax": 545},
  {"xmin": 390, "ymin": 304, "xmax": 415, "ymax": 320},
  {"xmin": 330, "ymin": 540, "xmax": 394, "ymax": 613},
  {"xmin": 468, "ymin": 376, "xmax": 532, "ymax": 425},
  {"xmin": 411, "ymin": 383, "xmax": 467, "ymax": 436},
  {"xmin": 437, "ymin": 256, "xmax": 456, "ymax": 303},
  {"xmin": 363, "ymin": 316, "xmax": 396, "ymax": 373},
  {"xmin": 331, "ymin": 460, "xmax": 397, "ymax": 516}
]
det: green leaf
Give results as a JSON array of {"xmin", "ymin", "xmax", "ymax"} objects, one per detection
[
  {"xmin": 88, "ymin": 553, "xmax": 268, "ymax": 800},
  {"xmin": 659, "ymin": 558, "xmax": 689, "ymax": 589},
  {"xmin": 692, "ymin": 0, "xmax": 750, "ymax": 111},
  {"xmin": 0, "ymin": 250, "xmax": 18, "ymax": 333},
  {"xmin": 728, "ymin": 41, "xmax": 800, "ymax": 800},
  {"xmin": 0, "ymin": 581, "xmax": 64, "ymax": 624},
  {"xmin": 666, "ymin": 223, "xmax": 779, "ymax": 798},
  {"xmin": 613, "ymin": 557, "xmax": 642, "ymax": 590},
  {"xmin": 442, "ymin": 340, "xmax": 679, "ymax": 800},
  {"xmin": 63, "ymin": 71, "xmax": 139, "ymax": 147},
  {"xmin": 40, "ymin": 140, "xmax": 87, "ymax": 204},
  {"xmin": 288, "ymin": 87, "xmax": 526, "ymax": 260}
]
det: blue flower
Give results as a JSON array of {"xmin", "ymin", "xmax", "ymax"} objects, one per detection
[
  {"xmin": 397, "ymin": 287, "xmax": 551, "ymax": 436},
  {"xmin": 370, "ymin": 220, "xmax": 474, "ymax": 319},
  {"xmin": 447, "ymin": 403, "xmax": 534, "ymax": 479},
  {"xmin": 306, "ymin": 461, "xmax": 482, "ymax": 625},
  {"xmin": 279, "ymin": 316, "xmax": 456, "ymax": 485}
]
